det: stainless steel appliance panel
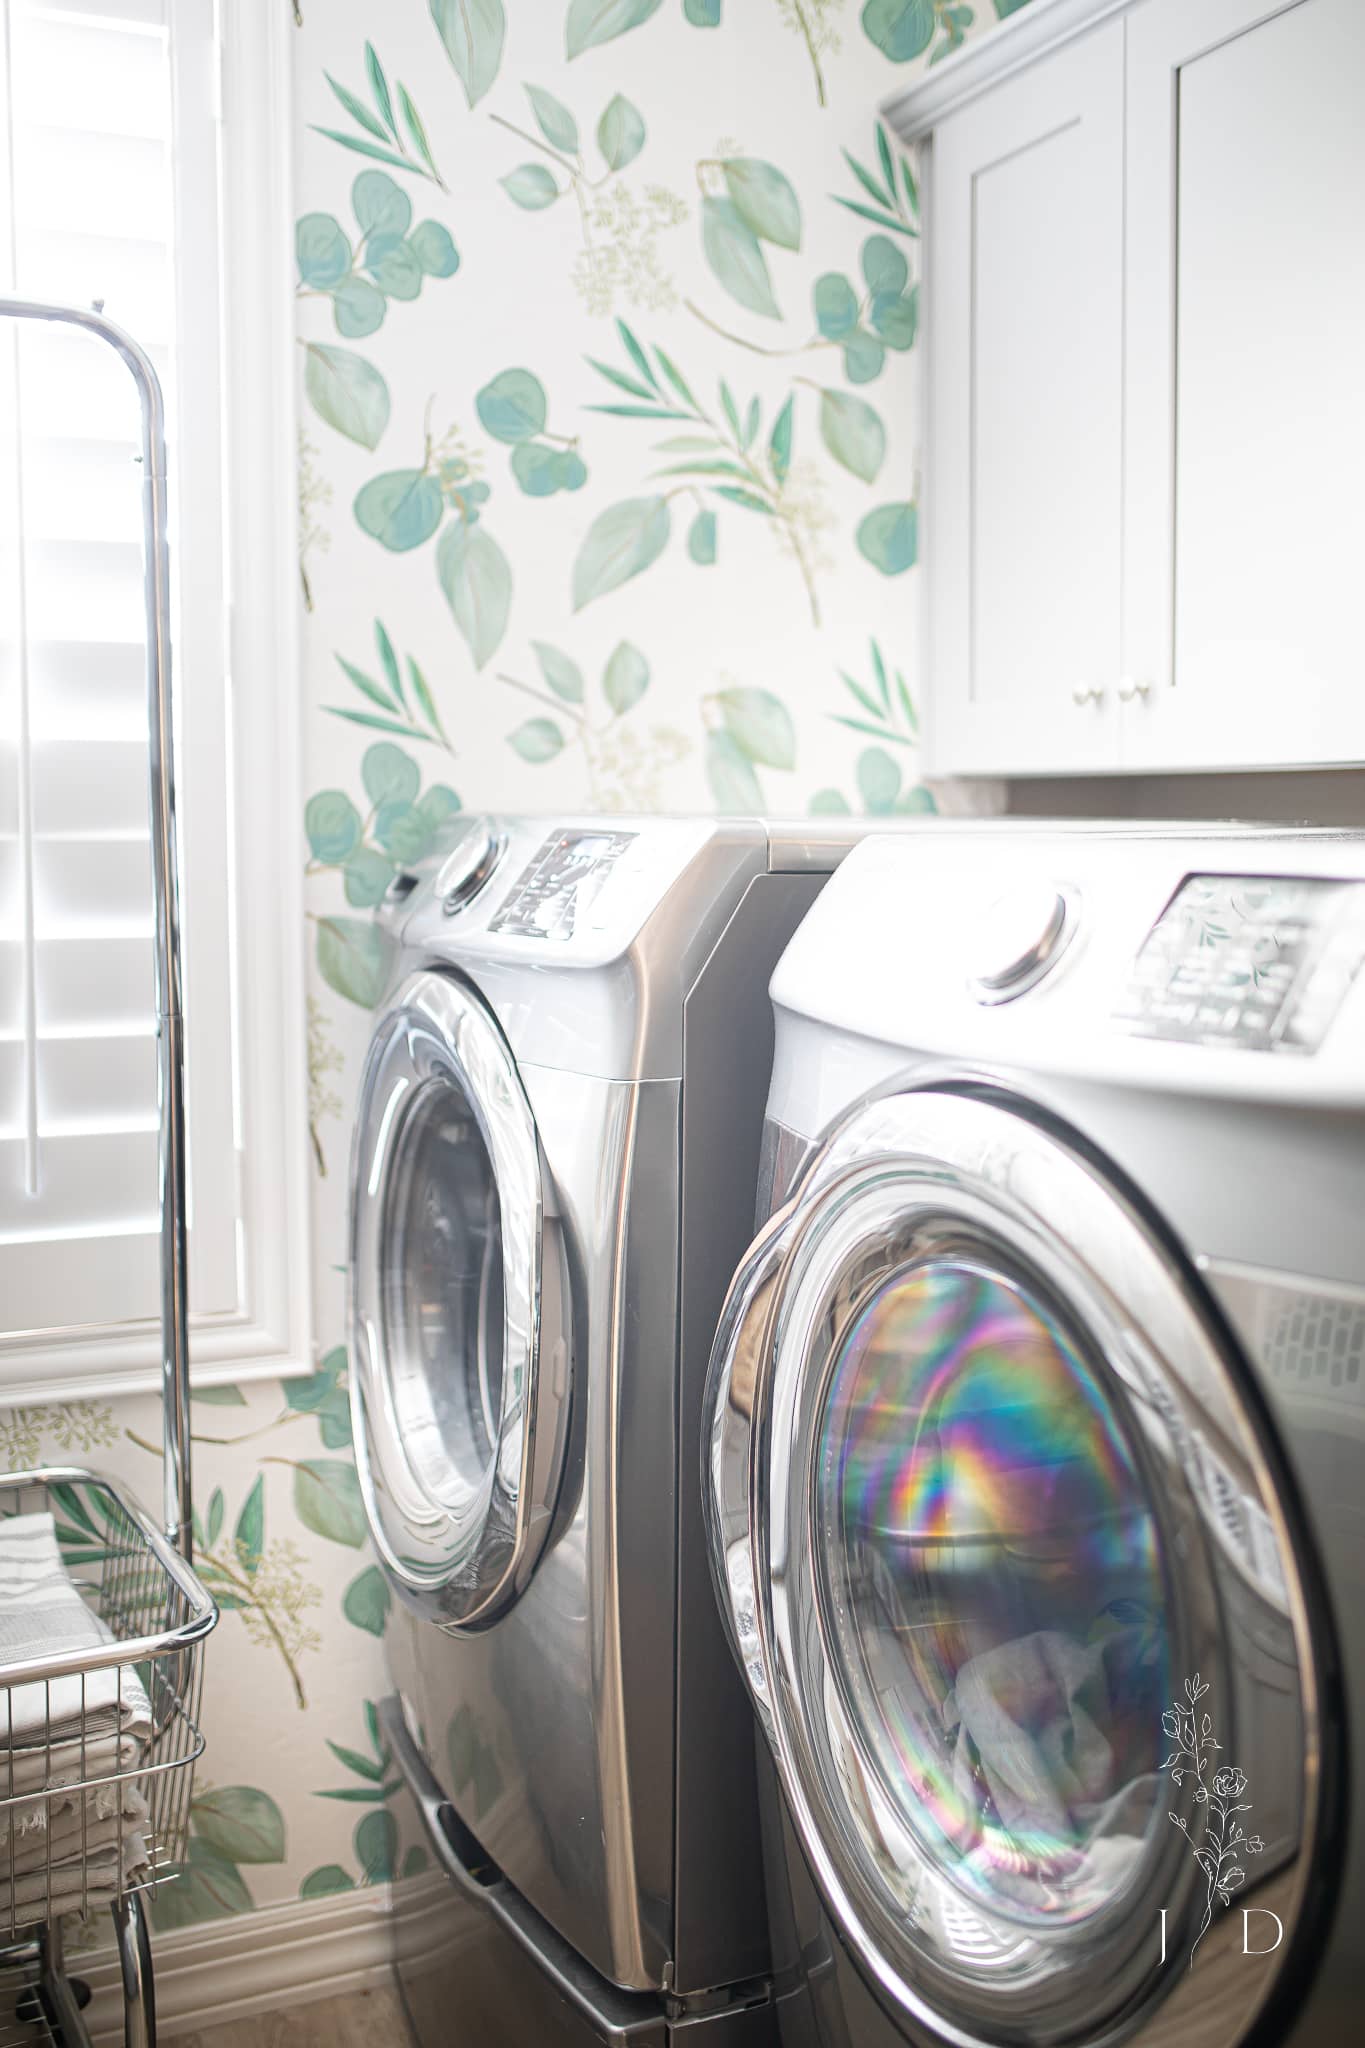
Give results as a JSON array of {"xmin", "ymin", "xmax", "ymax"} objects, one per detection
[
  {"xmin": 391, "ymin": 1064, "xmax": 681, "ymax": 1992},
  {"xmin": 674, "ymin": 873, "xmax": 824, "ymax": 1994}
]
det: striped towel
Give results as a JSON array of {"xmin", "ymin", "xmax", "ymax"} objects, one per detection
[{"xmin": 0, "ymin": 1512, "xmax": 152, "ymax": 1873}]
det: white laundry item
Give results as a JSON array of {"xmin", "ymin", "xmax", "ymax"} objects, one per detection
[
  {"xmin": 2, "ymin": 1778, "xmax": 148, "ymax": 1868},
  {"xmin": 943, "ymin": 1625, "xmax": 1161, "ymax": 1912},
  {"xmin": 1, "ymin": 1787, "xmax": 149, "ymax": 1892},
  {"xmin": 0, "ymin": 1728, "xmax": 148, "ymax": 1843},
  {"xmin": 0, "ymin": 1826, "xmax": 151, "ymax": 1925},
  {"xmin": 0, "ymin": 1512, "xmax": 153, "ymax": 1887},
  {"xmin": 949, "ymin": 1628, "xmax": 1119, "ymax": 1842}
]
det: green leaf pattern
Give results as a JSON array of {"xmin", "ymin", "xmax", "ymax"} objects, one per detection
[
  {"xmin": 87, "ymin": 0, "xmax": 1033, "ymax": 1939},
  {"xmin": 302, "ymin": 343, "xmax": 390, "ymax": 449},
  {"xmin": 297, "ymin": 172, "xmax": 458, "ymax": 340},
  {"xmin": 809, "ymin": 639, "xmax": 938, "ymax": 814},
  {"xmin": 566, "ymin": 0, "xmax": 665, "ymax": 60},
  {"xmin": 430, "ymin": 0, "xmax": 506, "ymax": 109},
  {"xmin": 477, "ymin": 367, "xmax": 588, "ymax": 496},
  {"xmin": 313, "ymin": 43, "xmax": 447, "ymax": 188}
]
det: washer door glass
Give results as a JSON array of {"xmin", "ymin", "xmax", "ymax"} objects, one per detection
[
  {"xmin": 350, "ymin": 970, "xmax": 569, "ymax": 1628},
  {"xmin": 382, "ymin": 1075, "xmax": 506, "ymax": 1511},
  {"xmin": 815, "ymin": 1255, "xmax": 1167, "ymax": 1931}
]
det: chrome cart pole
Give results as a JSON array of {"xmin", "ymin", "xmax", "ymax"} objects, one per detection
[
  {"xmin": 110, "ymin": 1896, "xmax": 156, "ymax": 2048},
  {"xmin": 0, "ymin": 296, "xmax": 192, "ymax": 1562}
]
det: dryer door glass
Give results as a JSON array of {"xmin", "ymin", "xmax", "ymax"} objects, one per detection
[
  {"xmin": 707, "ymin": 1082, "xmax": 1324, "ymax": 2048},
  {"xmin": 350, "ymin": 970, "xmax": 570, "ymax": 1629},
  {"xmin": 814, "ymin": 1255, "xmax": 1167, "ymax": 1929}
]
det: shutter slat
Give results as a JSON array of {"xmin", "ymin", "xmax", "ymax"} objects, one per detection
[
  {"xmin": 1, "ymin": 0, "xmax": 243, "ymax": 1360},
  {"xmin": 16, "ymin": 128, "xmax": 169, "ymax": 246},
  {"xmin": 0, "ymin": 1127, "xmax": 159, "ymax": 1234},
  {"xmin": 18, "ymin": 435, "xmax": 143, "ymax": 546},
  {"xmin": 32, "ymin": 739, "xmax": 149, "ymax": 832},
  {"xmin": 0, "ymin": 1042, "xmax": 22, "ymax": 1133},
  {"xmin": 14, "ymin": 15, "xmax": 169, "ymax": 141},
  {"xmin": 36, "ymin": 935, "xmax": 155, "ymax": 1032},
  {"xmin": 30, "ymin": 1, "xmax": 166, "ymax": 25},
  {"xmin": 39, "ymin": 1032, "xmax": 158, "ymax": 1132},
  {"xmin": 0, "ymin": 946, "xmax": 22, "ymax": 1035},
  {"xmin": 25, "ymin": 537, "xmax": 146, "ymax": 643},
  {"xmin": 11, "ymin": 231, "xmax": 172, "ymax": 348},
  {"xmin": 0, "ymin": 1228, "xmax": 160, "ymax": 1335},
  {"xmin": 29, "ymin": 640, "xmax": 149, "ymax": 741},
  {"xmin": 13, "ymin": 327, "xmax": 156, "ymax": 443},
  {"xmin": 33, "ymin": 835, "xmax": 153, "ymax": 938}
]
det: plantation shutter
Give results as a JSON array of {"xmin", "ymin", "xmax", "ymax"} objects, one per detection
[{"xmin": 0, "ymin": 0, "xmax": 240, "ymax": 1363}]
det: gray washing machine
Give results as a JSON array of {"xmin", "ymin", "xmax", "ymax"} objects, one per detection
[
  {"xmin": 347, "ymin": 815, "xmax": 883, "ymax": 2047},
  {"xmin": 704, "ymin": 825, "xmax": 1364, "ymax": 2048}
]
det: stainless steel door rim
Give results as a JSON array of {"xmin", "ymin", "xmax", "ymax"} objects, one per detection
[
  {"xmin": 705, "ymin": 1077, "xmax": 1325, "ymax": 2048},
  {"xmin": 350, "ymin": 970, "xmax": 571, "ymax": 1630}
]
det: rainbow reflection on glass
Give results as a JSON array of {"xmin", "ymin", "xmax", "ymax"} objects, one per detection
[{"xmin": 814, "ymin": 1259, "xmax": 1168, "ymax": 1927}]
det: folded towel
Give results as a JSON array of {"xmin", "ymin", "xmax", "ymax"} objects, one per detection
[
  {"xmin": 0, "ymin": 1512, "xmax": 152, "ymax": 1805},
  {"xmin": 3, "ymin": 1778, "xmax": 148, "ymax": 1868},
  {"xmin": 0, "ymin": 1511, "xmax": 154, "ymax": 1921},
  {"xmin": 0, "ymin": 1828, "xmax": 151, "ymax": 1923}
]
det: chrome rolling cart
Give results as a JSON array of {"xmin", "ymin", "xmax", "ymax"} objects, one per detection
[{"xmin": 0, "ymin": 299, "xmax": 220, "ymax": 2046}]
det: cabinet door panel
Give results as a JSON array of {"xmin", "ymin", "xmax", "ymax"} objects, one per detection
[
  {"xmin": 1124, "ymin": 0, "xmax": 1365, "ymax": 768},
  {"xmin": 928, "ymin": 22, "xmax": 1124, "ymax": 775}
]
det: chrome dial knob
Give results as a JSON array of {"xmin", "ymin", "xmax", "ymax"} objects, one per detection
[
  {"xmin": 438, "ymin": 823, "xmax": 505, "ymax": 916},
  {"xmin": 969, "ymin": 883, "xmax": 1077, "ymax": 1003}
]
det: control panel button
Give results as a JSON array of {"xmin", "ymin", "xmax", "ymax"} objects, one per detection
[
  {"xmin": 970, "ymin": 883, "xmax": 1076, "ymax": 1004},
  {"xmin": 437, "ymin": 824, "xmax": 505, "ymax": 916}
]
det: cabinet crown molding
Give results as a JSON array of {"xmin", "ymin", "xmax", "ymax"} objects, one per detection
[{"xmin": 882, "ymin": 0, "xmax": 1133, "ymax": 142}]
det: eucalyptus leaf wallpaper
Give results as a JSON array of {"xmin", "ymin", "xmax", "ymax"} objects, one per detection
[{"xmin": 2, "ymin": 0, "xmax": 1027, "ymax": 1943}]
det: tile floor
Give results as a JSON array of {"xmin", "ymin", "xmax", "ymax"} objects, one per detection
[{"xmin": 178, "ymin": 1984, "xmax": 413, "ymax": 2048}]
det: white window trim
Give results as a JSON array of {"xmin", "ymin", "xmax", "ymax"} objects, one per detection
[{"xmin": 0, "ymin": 1, "xmax": 310, "ymax": 1403}]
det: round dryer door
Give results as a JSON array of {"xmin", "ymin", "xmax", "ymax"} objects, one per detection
[
  {"xmin": 705, "ymin": 1079, "xmax": 1329, "ymax": 2048},
  {"xmin": 349, "ymin": 970, "xmax": 571, "ymax": 1629}
]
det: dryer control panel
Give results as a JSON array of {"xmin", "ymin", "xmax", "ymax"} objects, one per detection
[
  {"xmin": 1116, "ymin": 872, "xmax": 1365, "ymax": 1054},
  {"xmin": 488, "ymin": 828, "xmax": 638, "ymax": 940}
]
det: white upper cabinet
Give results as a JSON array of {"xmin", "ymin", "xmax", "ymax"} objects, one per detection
[
  {"xmin": 890, "ymin": 0, "xmax": 1365, "ymax": 777},
  {"xmin": 1125, "ymin": 0, "xmax": 1365, "ymax": 769},
  {"xmin": 928, "ymin": 22, "xmax": 1125, "ymax": 774}
]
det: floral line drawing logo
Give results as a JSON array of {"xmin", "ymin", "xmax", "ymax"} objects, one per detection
[{"xmin": 1161, "ymin": 1673, "xmax": 1264, "ymax": 1967}]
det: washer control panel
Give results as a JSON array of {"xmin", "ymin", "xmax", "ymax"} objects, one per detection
[
  {"xmin": 488, "ymin": 828, "xmax": 638, "ymax": 941},
  {"xmin": 1117, "ymin": 872, "xmax": 1365, "ymax": 1053},
  {"xmin": 969, "ymin": 882, "xmax": 1077, "ymax": 1003}
]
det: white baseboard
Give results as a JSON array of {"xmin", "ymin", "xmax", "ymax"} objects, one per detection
[{"xmin": 81, "ymin": 1872, "xmax": 452, "ymax": 2042}]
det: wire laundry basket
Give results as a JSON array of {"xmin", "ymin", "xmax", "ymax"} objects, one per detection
[
  {"xmin": 0, "ymin": 1471, "xmax": 214, "ymax": 1947},
  {"xmin": 0, "ymin": 295, "xmax": 219, "ymax": 2047}
]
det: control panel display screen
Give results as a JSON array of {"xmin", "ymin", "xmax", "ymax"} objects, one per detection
[
  {"xmin": 1117, "ymin": 873, "xmax": 1365, "ymax": 1052},
  {"xmin": 489, "ymin": 829, "xmax": 637, "ymax": 940}
]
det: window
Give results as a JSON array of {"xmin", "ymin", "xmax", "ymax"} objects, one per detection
[{"xmin": 0, "ymin": 0, "xmax": 307, "ymax": 1398}]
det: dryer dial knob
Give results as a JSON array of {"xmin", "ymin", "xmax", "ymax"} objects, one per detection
[
  {"xmin": 438, "ymin": 824, "xmax": 505, "ymax": 915},
  {"xmin": 970, "ymin": 883, "xmax": 1076, "ymax": 1003}
]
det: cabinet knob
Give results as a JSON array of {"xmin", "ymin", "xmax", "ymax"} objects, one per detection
[
  {"xmin": 1071, "ymin": 685, "xmax": 1105, "ymax": 707},
  {"xmin": 1117, "ymin": 677, "xmax": 1151, "ymax": 704}
]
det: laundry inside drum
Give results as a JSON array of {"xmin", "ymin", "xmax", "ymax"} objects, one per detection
[{"xmin": 814, "ymin": 1257, "xmax": 1170, "ymax": 1928}]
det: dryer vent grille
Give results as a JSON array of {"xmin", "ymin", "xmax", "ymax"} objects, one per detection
[
  {"xmin": 1262, "ymin": 1289, "xmax": 1365, "ymax": 1393},
  {"xmin": 1204, "ymin": 1261, "xmax": 1365, "ymax": 1420}
]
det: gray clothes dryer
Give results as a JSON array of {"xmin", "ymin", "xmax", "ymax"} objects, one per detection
[
  {"xmin": 347, "ymin": 815, "xmax": 883, "ymax": 2047},
  {"xmin": 705, "ymin": 825, "xmax": 1364, "ymax": 2048}
]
